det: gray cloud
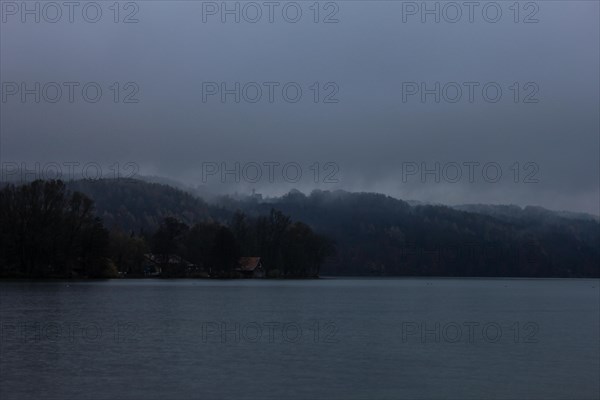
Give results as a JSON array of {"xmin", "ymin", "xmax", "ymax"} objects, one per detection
[{"xmin": 1, "ymin": 1, "xmax": 598, "ymax": 214}]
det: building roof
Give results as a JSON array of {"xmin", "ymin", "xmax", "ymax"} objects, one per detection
[{"xmin": 238, "ymin": 257, "xmax": 261, "ymax": 272}]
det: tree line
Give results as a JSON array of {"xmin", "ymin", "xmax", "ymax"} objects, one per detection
[
  {"xmin": 0, "ymin": 180, "xmax": 111, "ymax": 278},
  {"xmin": 143, "ymin": 210, "xmax": 334, "ymax": 278},
  {"xmin": 241, "ymin": 190, "xmax": 600, "ymax": 278},
  {"xmin": 0, "ymin": 180, "xmax": 333, "ymax": 279},
  {"xmin": 4, "ymin": 179, "xmax": 597, "ymax": 279}
]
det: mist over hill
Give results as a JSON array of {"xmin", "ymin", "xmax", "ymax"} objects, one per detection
[{"xmin": 65, "ymin": 179, "xmax": 599, "ymax": 278}]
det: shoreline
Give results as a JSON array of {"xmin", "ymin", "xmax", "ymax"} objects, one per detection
[{"xmin": 1, "ymin": 275, "xmax": 598, "ymax": 281}]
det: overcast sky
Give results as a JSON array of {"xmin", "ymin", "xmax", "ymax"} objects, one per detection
[{"xmin": 1, "ymin": 1, "xmax": 598, "ymax": 214}]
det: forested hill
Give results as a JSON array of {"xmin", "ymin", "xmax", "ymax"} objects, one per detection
[
  {"xmin": 66, "ymin": 179, "xmax": 222, "ymax": 233},
  {"xmin": 69, "ymin": 179, "xmax": 599, "ymax": 278},
  {"xmin": 454, "ymin": 203, "xmax": 600, "ymax": 223}
]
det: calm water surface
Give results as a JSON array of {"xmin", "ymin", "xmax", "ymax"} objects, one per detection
[{"xmin": 1, "ymin": 278, "xmax": 598, "ymax": 400}]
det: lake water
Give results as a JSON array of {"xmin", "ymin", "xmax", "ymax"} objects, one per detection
[{"xmin": 0, "ymin": 278, "xmax": 598, "ymax": 400}]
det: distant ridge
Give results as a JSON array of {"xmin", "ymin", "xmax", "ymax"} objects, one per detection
[{"xmin": 58, "ymin": 178, "xmax": 600, "ymax": 278}]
